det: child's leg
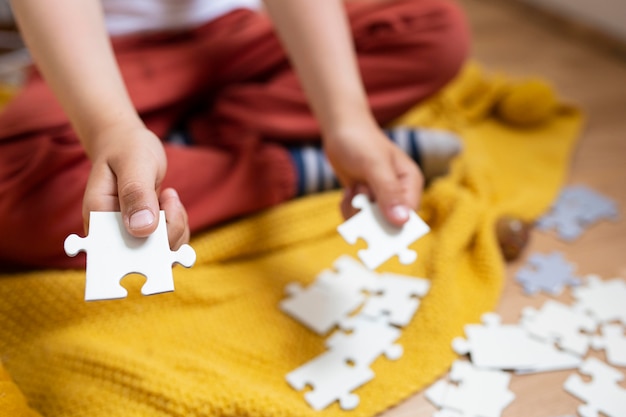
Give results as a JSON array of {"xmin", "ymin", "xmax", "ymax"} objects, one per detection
[{"xmin": 207, "ymin": 0, "xmax": 469, "ymax": 141}]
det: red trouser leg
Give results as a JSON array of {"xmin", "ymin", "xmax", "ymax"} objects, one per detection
[{"xmin": 0, "ymin": 0, "xmax": 469, "ymax": 269}]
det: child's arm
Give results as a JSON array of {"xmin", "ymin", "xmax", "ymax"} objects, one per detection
[
  {"xmin": 263, "ymin": 0, "xmax": 423, "ymax": 225},
  {"xmin": 10, "ymin": 0, "xmax": 189, "ymax": 248}
]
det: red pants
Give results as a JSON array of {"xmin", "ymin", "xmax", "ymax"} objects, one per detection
[{"xmin": 0, "ymin": 0, "xmax": 469, "ymax": 269}]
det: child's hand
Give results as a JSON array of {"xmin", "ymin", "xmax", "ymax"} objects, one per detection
[
  {"xmin": 324, "ymin": 121, "xmax": 424, "ymax": 227},
  {"xmin": 82, "ymin": 126, "xmax": 190, "ymax": 250}
]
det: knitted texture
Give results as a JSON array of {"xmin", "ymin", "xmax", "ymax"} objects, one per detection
[{"xmin": 0, "ymin": 63, "xmax": 583, "ymax": 417}]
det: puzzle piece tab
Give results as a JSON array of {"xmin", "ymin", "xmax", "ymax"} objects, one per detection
[
  {"xmin": 515, "ymin": 251, "xmax": 581, "ymax": 296},
  {"xmin": 337, "ymin": 194, "xmax": 429, "ymax": 270},
  {"xmin": 64, "ymin": 211, "xmax": 196, "ymax": 301},
  {"xmin": 564, "ymin": 357, "xmax": 626, "ymax": 417}
]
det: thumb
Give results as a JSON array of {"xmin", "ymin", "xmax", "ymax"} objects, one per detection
[
  {"xmin": 367, "ymin": 161, "xmax": 416, "ymax": 227},
  {"xmin": 116, "ymin": 167, "xmax": 161, "ymax": 238}
]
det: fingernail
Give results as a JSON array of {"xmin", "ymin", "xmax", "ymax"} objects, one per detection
[
  {"xmin": 391, "ymin": 205, "xmax": 410, "ymax": 222},
  {"xmin": 130, "ymin": 209, "xmax": 155, "ymax": 230}
]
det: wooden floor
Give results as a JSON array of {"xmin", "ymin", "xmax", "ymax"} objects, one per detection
[{"xmin": 383, "ymin": 1, "xmax": 626, "ymax": 416}]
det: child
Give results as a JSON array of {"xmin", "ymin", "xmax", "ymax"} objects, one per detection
[{"xmin": 0, "ymin": 0, "xmax": 469, "ymax": 269}]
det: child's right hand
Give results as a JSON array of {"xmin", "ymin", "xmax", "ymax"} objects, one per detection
[{"xmin": 82, "ymin": 125, "xmax": 190, "ymax": 250}]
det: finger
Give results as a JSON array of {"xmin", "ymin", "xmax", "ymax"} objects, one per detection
[
  {"xmin": 159, "ymin": 188, "xmax": 190, "ymax": 250},
  {"xmin": 113, "ymin": 161, "xmax": 161, "ymax": 238}
]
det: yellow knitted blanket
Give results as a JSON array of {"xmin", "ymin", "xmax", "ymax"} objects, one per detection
[{"xmin": 0, "ymin": 64, "xmax": 583, "ymax": 417}]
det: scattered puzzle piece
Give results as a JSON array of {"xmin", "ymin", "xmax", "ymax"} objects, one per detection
[
  {"xmin": 337, "ymin": 194, "xmax": 430, "ymax": 270},
  {"xmin": 326, "ymin": 314, "xmax": 403, "ymax": 367},
  {"xmin": 425, "ymin": 360, "xmax": 515, "ymax": 417},
  {"xmin": 591, "ymin": 323, "xmax": 626, "ymax": 367},
  {"xmin": 360, "ymin": 272, "xmax": 430, "ymax": 327},
  {"xmin": 573, "ymin": 275, "xmax": 626, "ymax": 325},
  {"xmin": 285, "ymin": 349, "xmax": 374, "ymax": 411},
  {"xmin": 515, "ymin": 251, "xmax": 581, "ymax": 296},
  {"xmin": 537, "ymin": 185, "xmax": 619, "ymax": 241},
  {"xmin": 521, "ymin": 300, "xmax": 597, "ymax": 356},
  {"xmin": 64, "ymin": 211, "xmax": 196, "ymax": 301},
  {"xmin": 564, "ymin": 357, "xmax": 626, "ymax": 417},
  {"xmin": 280, "ymin": 281, "xmax": 365, "ymax": 336},
  {"xmin": 453, "ymin": 313, "xmax": 581, "ymax": 373}
]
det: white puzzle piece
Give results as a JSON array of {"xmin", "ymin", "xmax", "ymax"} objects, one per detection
[
  {"xmin": 360, "ymin": 272, "xmax": 430, "ymax": 327},
  {"xmin": 337, "ymin": 194, "xmax": 430, "ymax": 270},
  {"xmin": 521, "ymin": 300, "xmax": 597, "ymax": 356},
  {"xmin": 573, "ymin": 275, "xmax": 626, "ymax": 325},
  {"xmin": 326, "ymin": 314, "xmax": 403, "ymax": 367},
  {"xmin": 425, "ymin": 360, "xmax": 515, "ymax": 417},
  {"xmin": 591, "ymin": 323, "xmax": 626, "ymax": 367},
  {"xmin": 64, "ymin": 211, "xmax": 196, "ymax": 301},
  {"xmin": 316, "ymin": 255, "xmax": 381, "ymax": 294},
  {"xmin": 285, "ymin": 349, "xmax": 374, "ymax": 411},
  {"xmin": 453, "ymin": 313, "xmax": 581, "ymax": 373},
  {"xmin": 280, "ymin": 281, "xmax": 365, "ymax": 336},
  {"xmin": 564, "ymin": 357, "xmax": 626, "ymax": 417}
]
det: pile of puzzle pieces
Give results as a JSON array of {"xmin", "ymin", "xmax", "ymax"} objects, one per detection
[
  {"xmin": 280, "ymin": 194, "xmax": 431, "ymax": 410},
  {"xmin": 429, "ymin": 268, "xmax": 626, "ymax": 417},
  {"xmin": 425, "ymin": 183, "xmax": 625, "ymax": 417}
]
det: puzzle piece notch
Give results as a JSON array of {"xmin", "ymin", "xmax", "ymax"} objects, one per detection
[
  {"xmin": 591, "ymin": 323, "xmax": 626, "ymax": 367},
  {"xmin": 337, "ymin": 194, "xmax": 430, "ymax": 270},
  {"xmin": 64, "ymin": 211, "xmax": 196, "ymax": 301},
  {"xmin": 327, "ymin": 314, "xmax": 403, "ymax": 367},
  {"xmin": 360, "ymin": 272, "xmax": 431, "ymax": 327},
  {"xmin": 537, "ymin": 185, "xmax": 619, "ymax": 241},
  {"xmin": 515, "ymin": 251, "xmax": 581, "ymax": 296},
  {"xmin": 521, "ymin": 300, "xmax": 597, "ymax": 356},
  {"xmin": 564, "ymin": 357, "xmax": 626, "ymax": 417},
  {"xmin": 573, "ymin": 275, "xmax": 626, "ymax": 325},
  {"xmin": 426, "ymin": 360, "xmax": 515, "ymax": 417},
  {"xmin": 285, "ymin": 349, "xmax": 374, "ymax": 411},
  {"xmin": 453, "ymin": 313, "xmax": 581, "ymax": 373}
]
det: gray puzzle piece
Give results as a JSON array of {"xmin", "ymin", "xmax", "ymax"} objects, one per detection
[
  {"xmin": 537, "ymin": 185, "xmax": 619, "ymax": 241},
  {"xmin": 515, "ymin": 251, "xmax": 581, "ymax": 296}
]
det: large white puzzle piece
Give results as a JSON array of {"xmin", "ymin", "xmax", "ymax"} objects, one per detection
[
  {"xmin": 360, "ymin": 272, "xmax": 431, "ymax": 327},
  {"xmin": 337, "ymin": 194, "xmax": 430, "ymax": 270},
  {"xmin": 521, "ymin": 300, "xmax": 597, "ymax": 356},
  {"xmin": 453, "ymin": 313, "xmax": 581, "ymax": 373},
  {"xmin": 564, "ymin": 357, "xmax": 626, "ymax": 417},
  {"xmin": 573, "ymin": 275, "xmax": 626, "ymax": 325},
  {"xmin": 279, "ymin": 256, "xmax": 377, "ymax": 335},
  {"xmin": 285, "ymin": 349, "xmax": 374, "ymax": 411},
  {"xmin": 64, "ymin": 211, "xmax": 196, "ymax": 301},
  {"xmin": 326, "ymin": 314, "xmax": 403, "ymax": 367},
  {"xmin": 425, "ymin": 360, "xmax": 515, "ymax": 417},
  {"xmin": 280, "ymin": 281, "xmax": 365, "ymax": 336},
  {"xmin": 591, "ymin": 323, "xmax": 626, "ymax": 367}
]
